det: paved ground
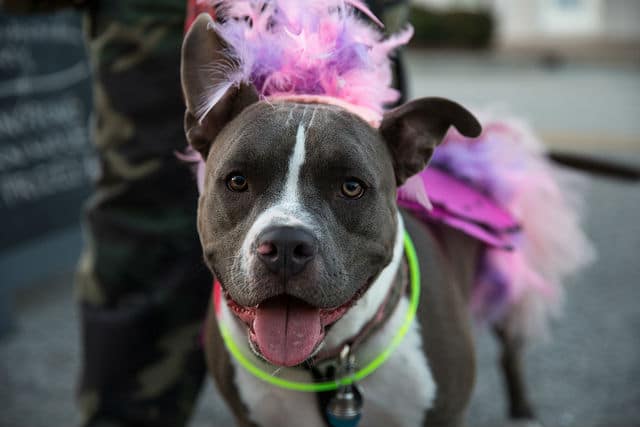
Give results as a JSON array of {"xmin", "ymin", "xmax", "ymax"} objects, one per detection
[
  {"xmin": 405, "ymin": 50, "xmax": 640, "ymax": 149},
  {"xmin": 1, "ymin": 52, "xmax": 639, "ymax": 427}
]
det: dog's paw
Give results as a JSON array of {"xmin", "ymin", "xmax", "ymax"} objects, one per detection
[{"xmin": 504, "ymin": 419, "xmax": 545, "ymax": 427}]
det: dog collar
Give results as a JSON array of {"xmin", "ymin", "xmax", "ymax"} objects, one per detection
[{"xmin": 212, "ymin": 231, "xmax": 421, "ymax": 392}]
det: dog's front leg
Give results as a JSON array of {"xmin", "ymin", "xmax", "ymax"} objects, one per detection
[{"xmin": 401, "ymin": 214, "xmax": 477, "ymax": 427}]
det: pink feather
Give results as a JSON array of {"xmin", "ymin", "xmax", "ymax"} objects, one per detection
[{"xmin": 196, "ymin": 0, "xmax": 412, "ymax": 123}]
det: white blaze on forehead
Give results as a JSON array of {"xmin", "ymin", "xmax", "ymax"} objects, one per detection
[
  {"xmin": 240, "ymin": 113, "xmax": 316, "ymax": 269},
  {"xmin": 283, "ymin": 123, "xmax": 306, "ymax": 203}
]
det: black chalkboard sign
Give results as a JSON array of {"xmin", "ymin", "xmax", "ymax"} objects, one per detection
[{"xmin": 0, "ymin": 10, "xmax": 95, "ymax": 251}]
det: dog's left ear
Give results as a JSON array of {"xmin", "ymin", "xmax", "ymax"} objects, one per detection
[
  {"xmin": 380, "ymin": 97, "xmax": 481, "ymax": 185},
  {"xmin": 181, "ymin": 13, "xmax": 259, "ymax": 158}
]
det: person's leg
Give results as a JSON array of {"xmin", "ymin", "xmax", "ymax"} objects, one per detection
[{"xmin": 75, "ymin": 2, "xmax": 211, "ymax": 426}]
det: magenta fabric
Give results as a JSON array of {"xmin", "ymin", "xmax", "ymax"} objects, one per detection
[{"xmin": 398, "ymin": 168, "xmax": 519, "ymax": 250}]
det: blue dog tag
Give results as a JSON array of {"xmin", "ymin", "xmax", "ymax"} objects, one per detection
[
  {"xmin": 325, "ymin": 345, "xmax": 363, "ymax": 427},
  {"xmin": 326, "ymin": 382, "xmax": 363, "ymax": 427}
]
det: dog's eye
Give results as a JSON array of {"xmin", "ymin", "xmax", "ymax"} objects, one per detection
[
  {"xmin": 341, "ymin": 179, "xmax": 365, "ymax": 199},
  {"xmin": 226, "ymin": 174, "xmax": 248, "ymax": 192}
]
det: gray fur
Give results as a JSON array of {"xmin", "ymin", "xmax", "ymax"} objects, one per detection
[{"xmin": 197, "ymin": 101, "xmax": 397, "ymax": 309}]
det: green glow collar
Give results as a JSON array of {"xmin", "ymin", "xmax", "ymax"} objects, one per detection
[{"xmin": 213, "ymin": 231, "xmax": 420, "ymax": 392}]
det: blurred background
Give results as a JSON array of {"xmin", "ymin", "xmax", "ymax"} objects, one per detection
[{"xmin": 1, "ymin": 1, "xmax": 639, "ymax": 426}]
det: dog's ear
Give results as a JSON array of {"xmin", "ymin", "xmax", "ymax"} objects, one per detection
[
  {"xmin": 181, "ymin": 13, "xmax": 259, "ymax": 158},
  {"xmin": 380, "ymin": 97, "xmax": 481, "ymax": 185}
]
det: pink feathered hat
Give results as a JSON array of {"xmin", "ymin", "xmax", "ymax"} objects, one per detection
[{"xmin": 191, "ymin": 0, "xmax": 413, "ymax": 127}]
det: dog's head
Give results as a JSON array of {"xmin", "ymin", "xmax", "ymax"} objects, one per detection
[{"xmin": 182, "ymin": 14, "xmax": 480, "ymax": 367}]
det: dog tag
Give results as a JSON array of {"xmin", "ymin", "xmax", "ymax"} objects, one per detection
[
  {"xmin": 325, "ymin": 346, "xmax": 363, "ymax": 427},
  {"xmin": 326, "ymin": 383, "xmax": 363, "ymax": 427}
]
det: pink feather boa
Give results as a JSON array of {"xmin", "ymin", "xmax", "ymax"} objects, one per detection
[{"xmin": 192, "ymin": 0, "xmax": 412, "ymax": 123}]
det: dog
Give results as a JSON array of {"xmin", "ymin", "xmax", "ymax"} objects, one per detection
[{"xmin": 179, "ymin": 5, "xmax": 592, "ymax": 426}]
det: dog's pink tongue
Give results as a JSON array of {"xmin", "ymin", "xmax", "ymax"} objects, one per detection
[{"xmin": 253, "ymin": 296, "xmax": 322, "ymax": 367}]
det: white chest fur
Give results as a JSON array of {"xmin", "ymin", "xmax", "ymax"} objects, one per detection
[{"xmin": 222, "ymin": 295, "xmax": 436, "ymax": 427}]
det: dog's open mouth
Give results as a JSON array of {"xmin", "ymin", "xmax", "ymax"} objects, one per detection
[{"xmin": 223, "ymin": 282, "xmax": 370, "ymax": 367}]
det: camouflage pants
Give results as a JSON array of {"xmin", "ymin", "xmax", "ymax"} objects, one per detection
[
  {"xmin": 4, "ymin": 1, "xmax": 408, "ymax": 426},
  {"xmin": 73, "ymin": 2, "xmax": 211, "ymax": 426}
]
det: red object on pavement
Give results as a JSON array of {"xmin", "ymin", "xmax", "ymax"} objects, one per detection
[{"xmin": 185, "ymin": 0, "xmax": 216, "ymax": 33}]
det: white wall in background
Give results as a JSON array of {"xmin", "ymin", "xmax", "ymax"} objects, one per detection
[
  {"xmin": 538, "ymin": 0, "xmax": 602, "ymax": 35},
  {"xmin": 492, "ymin": 0, "xmax": 540, "ymax": 41}
]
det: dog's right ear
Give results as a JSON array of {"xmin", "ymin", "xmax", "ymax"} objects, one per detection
[{"xmin": 181, "ymin": 13, "xmax": 259, "ymax": 158}]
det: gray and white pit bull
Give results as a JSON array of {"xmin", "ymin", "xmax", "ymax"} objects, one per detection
[{"xmin": 181, "ymin": 14, "xmax": 538, "ymax": 427}]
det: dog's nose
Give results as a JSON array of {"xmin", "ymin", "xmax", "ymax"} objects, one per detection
[{"xmin": 256, "ymin": 226, "xmax": 317, "ymax": 277}]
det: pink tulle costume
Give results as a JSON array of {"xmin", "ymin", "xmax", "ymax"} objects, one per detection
[{"xmin": 185, "ymin": 0, "xmax": 594, "ymax": 339}]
